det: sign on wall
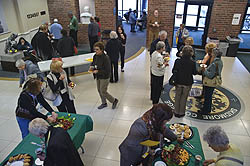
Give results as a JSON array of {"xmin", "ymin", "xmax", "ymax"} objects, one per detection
[{"xmin": 232, "ymin": 14, "xmax": 241, "ymax": 25}]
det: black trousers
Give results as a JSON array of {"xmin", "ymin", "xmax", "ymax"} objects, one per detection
[
  {"xmin": 130, "ymin": 23, "xmax": 136, "ymax": 32},
  {"xmin": 69, "ymin": 29, "xmax": 78, "ymax": 47},
  {"xmin": 89, "ymin": 36, "xmax": 98, "ymax": 53},
  {"xmin": 120, "ymin": 46, "xmax": 125, "ymax": 69},
  {"xmin": 177, "ymin": 41, "xmax": 184, "ymax": 51},
  {"xmin": 57, "ymin": 93, "xmax": 76, "ymax": 113},
  {"xmin": 52, "ymin": 39, "xmax": 59, "ymax": 51},
  {"xmin": 64, "ymin": 67, "xmax": 75, "ymax": 76},
  {"xmin": 110, "ymin": 61, "xmax": 119, "ymax": 82},
  {"xmin": 151, "ymin": 73, "xmax": 164, "ymax": 104}
]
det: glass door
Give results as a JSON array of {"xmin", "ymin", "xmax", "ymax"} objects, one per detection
[
  {"xmin": 238, "ymin": 4, "xmax": 250, "ymax": 51},
  {"xmin": 173, "ymin": 0, "xmax": 213, "ymax": 48}
]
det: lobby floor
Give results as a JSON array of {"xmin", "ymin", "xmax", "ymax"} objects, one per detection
[{"xmin": 0, "ymin": 49, "xmax": 250, "ymax": 165}]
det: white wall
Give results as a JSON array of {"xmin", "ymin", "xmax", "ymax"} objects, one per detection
[{"xmin": 79, "ymin": 0, "xmax": 95, "ymax": 16}]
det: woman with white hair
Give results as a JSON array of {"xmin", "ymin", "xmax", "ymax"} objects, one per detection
[
  {"xmin": 151, "ymin": 41, "xmax": 169, "ymax": 104},
  {"xmin": 203, "ymin": 126, "xmax": 243, "ymax": 166},
  {"xmin": 105, "ymin": 31, "xmax": 122, "ymax": 83},
  {"xmin": 29, "ymin": 118, "xmax": 84, "ymax": 166}
]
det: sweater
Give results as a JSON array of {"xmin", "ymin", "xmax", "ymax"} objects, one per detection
[
  {"xmin": 57, "ymin": 36, "xmax": 75, "ymax": 57},
  {"xmin": 105, "ymin": 38, "xmax": 122, "ymax": 62},
  {"xmin": 91, "ymin": 53, "xmax": 111, "ymax": 79}
]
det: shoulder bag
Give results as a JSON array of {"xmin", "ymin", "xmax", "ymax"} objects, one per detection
[
  {"xmin": 41, "ymin": 73, "xmax": 59, "ymax": 101},
  {"xmin": 203, "ymin": 63, "xmax": 222, "ymax": 87}
]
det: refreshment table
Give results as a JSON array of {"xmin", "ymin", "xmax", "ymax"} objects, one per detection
[{"xmin": 0, "ymin": 112, "xmax": 93, "ymax": 166}]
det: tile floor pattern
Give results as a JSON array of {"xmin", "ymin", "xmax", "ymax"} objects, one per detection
[{"xmin": 0, "ymin": 49, "xmax": 250, "ymax": 166}]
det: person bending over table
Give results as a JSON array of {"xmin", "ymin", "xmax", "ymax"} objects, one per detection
[
  {"xmin": 47, "ymin": 60, "xmax": 76, "ymax": 113},
  {"xmin": 15, "ymin": 78, "xmax": 57, "ymax": 139},
  {"xmin": 203, "ymin": 126, "xmax": 244, "ymax": 166},
  {"xmin": 119, "ymin": 103, "xmax": 182, "ymax": 166},
  {"xmin": 29, "ymin": 118, "xmax": 84, "ymax": 166}
]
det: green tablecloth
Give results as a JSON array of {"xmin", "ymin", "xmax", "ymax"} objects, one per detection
[
  {"xmin": 153, "ymin": 127, "xmax": 205, "ymax": 166},
  {"xmin": 1, "ymin": 112, "xmax": 93, "ymax": 166}
]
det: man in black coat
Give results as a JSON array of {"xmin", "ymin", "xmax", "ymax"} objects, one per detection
[
  {"xmin": 149, "ymin": 30, "xmax": 171, "ymax": 56},
  {"xmin": 105, "ymin": 31, "xmax": 122, "ymax": 83},
  {"xmin": 31, "ymin": 24, "xmax": 53, "ymax": 60},
  {"xmin": 29, "ymin": 118, "xmax": 84, "ymax": 166},
  {"xmin": 88, "ymin": 17, "xmax": 100, "ymax": 52}
]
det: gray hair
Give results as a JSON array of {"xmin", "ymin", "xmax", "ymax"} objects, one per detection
[
  {"xmin": 110, "ymin": 31, "xmax": 118, "ymax": 39},
  {"xmin": 203, "ymin": 126, "xmax": 229, "ymax": 147},
  {"xmin": 159, "ymin": 30, "xmax": 167, "ymax": 37},
  {"xmin": 156, "ymin": 41, "xmax": 165, "ymax": 50},
  {"xmin": 29, "ymin": 118, "xmax": 50, "ymax": 137},
  {"xmin": 213, "ymin": 48, "xmax": 222, "ymax": 57},
  {"xmin": 16, "ymin": 59, "xmax": 25, "ymax": 68}
]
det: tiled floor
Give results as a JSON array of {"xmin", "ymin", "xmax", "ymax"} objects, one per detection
[{"xmin": 0, "ymin": 49, "xmax": 250, "ymax": 165}]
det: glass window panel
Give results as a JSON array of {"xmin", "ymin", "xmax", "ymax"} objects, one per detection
[
  {"xmin": 123, "ymin": 0, "xmax": 136, "ymax": 11},
  {"xmin": 200, "ymin": 6, "xmax": 208, "ymax": 17},
  {"xmin": 118, "ymin": 0, "xmax": 122, "ymax": 11},
  {"xmin": 247, "ymin": 7, "xmax": 250, "ymax": 14},
  {"xmin": 242, "ymin": 19, "xmax": 250, "ymax": 30},
  {"xmin": 176, "ymin": 2, "xmax": 185, "ymax": 15},
  {"xmin": 186, "ymin": 15, "xmax": 197, "ymax": 27},
  {"xmin": 187, "ymin": 5, "xmax": 199, "ymax": 15},
  {"xmin": 174, "ymin": 14, "xmax": 183, "ymax": 27},
  {"xmin": 177, "ymin": 0, "xmax": 185, "ymax": 2},
  {"xmin": 198, "ymin": 18, "xmax": 206, "ymax": 27}
]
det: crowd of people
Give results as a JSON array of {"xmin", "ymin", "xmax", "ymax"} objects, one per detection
[{"xmin": 9, "ymin": 9, "xmax": 244, "ymax": 166}]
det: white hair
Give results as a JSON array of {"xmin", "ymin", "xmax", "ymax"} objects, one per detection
[
  {"xmin": 159, "ymin": 30, "xmax": 167, "ymax": 37},
  {"xmin": 203, "ymin": 126, "xmax": 229, "ymax": 147},
  {"xmin": 29, "ymin": 118, "xmax": 50, "ymax": 137},
  {"xmin": 110, "ymin": 31, "xmax": 118, "ymax": 39},
  {"xmin": 53, "ymin": 18, "xmax": 58, "ymax": 23},
  {"xmin": 16, "ymin": 59, "xmax": 25, "ymax": 68},
  {"xmin": 156, "ymin": 41, "xmax": 165, "ymax": 50}
]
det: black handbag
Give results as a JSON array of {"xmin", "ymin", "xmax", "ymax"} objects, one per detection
[{"xmin": 169, "ymin": 70, "xmax": 177, "ymax": 86}]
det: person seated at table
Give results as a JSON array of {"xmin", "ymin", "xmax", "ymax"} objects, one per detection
[
  {"xmin": 29, "ymin": 118, "xmax": 84, "ymax": 166},
  {"xmin": 47, "ymin": 59, "xmax": 76, "ymax": 113},
  {"xmin": 16, "ymin": 59, "xmax": 44, "ymax": 88},
  {"xmin": 15, "ymin": 78, "xmax": 57, "ymax": 139},
  {"xmin": 119, "ymin": 103, "xmax": 182, "ymax": 166},
  {"xmin": 150, "ymin": 30, "xmax": 171, "ymax": 56},
  {"xmin": 203, "ymin": 126, "xmax": 244, "ymax": 166},
  {"xmin": 17, "ymin": 37, "xmax": 33, "ymax": 51}
]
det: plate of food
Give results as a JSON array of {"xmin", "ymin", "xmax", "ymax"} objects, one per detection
[
  {"xmin": 85, "ymin": 58, "xmax": 93, "ymax": 62},
  {"xmin": 154, "ymin": 161, "xmax": 167, "ymax": 166},
  {"xmin": 161, "ymin": 144, "xmax": 191, "ymax": 166},
  {"xmin": 3, "ymin": 153, "xmax": 34, "ymax": 166},
  {"xmin": 52, "ymin": 114, "xmax": 76, "ymax": 130},
  {"xmin": 169, "ymin": 123, "xmax": 193, "ymax": 140}
]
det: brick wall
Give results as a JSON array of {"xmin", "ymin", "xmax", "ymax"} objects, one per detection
[
  {"xmin": 47, "ymin": 0, "xmax": 116, "ymax": 45},
  {"xmin": 207, "ymin": 0, "xmax": 248, "ymax": 40},
  {"xmin": 147, "ymin": 0, "xmax": 176, "ymax": 47}
]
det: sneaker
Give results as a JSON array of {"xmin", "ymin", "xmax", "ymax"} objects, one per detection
[
  {"xmin": 98, "ymin": 103, "xmax": 107, "ymax": 109},
  {"xmin": 112, "ymin": 99, "xmax": 118, "ymax": 109}
]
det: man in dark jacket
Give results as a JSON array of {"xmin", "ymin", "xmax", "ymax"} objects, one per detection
[
  {"xmin": 88, "ymin": 17, "xmax": 100, "ymax": 52},
  {"xmin": 31, "ymin": 24, "xmax": 53, "ymax": 60},
  {"xmin": 105, "ymin": 31, "xmax": 122, "ymax": 83},
  {"xmin": 150, "ymin": 30, "xmax": 171, "ymax": 56},
  {"xmin": 29, "ymin": 118, "xmax": 84, "ymax": 166},
  {"xmin": 57, "ymin": 29, "xmax": 75, "ymax": 76}
]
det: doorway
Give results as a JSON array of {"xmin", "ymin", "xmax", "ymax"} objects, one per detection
[{"xmin": 173, "ymin": 0, "xmax": 213, "ymax": 48}]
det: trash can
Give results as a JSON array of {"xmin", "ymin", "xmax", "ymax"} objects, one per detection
[
  {"xmin": 226, "ymin": 36, "xmax": 241, "ymax": 57},
  {"xmin": 218, "ymin": 40, "xmax": 229, "ymax": 56}
]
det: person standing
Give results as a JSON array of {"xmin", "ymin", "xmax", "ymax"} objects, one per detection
[
  {"xmin": 88, "ymin": 16, "xmax": 100, "ymax": 52},
  {"xmin": 173, "ymin": 45, "xmax": 197, "ymax": 118},
  {"xmin": 148, "ymin": 10, "xmax": 161, "ymax": 47},
  {"xmin": 68, "ymin": 11, "xmax": 78, "ymax": 47},
  {"xmin": 198, "ymin": 48, "xmax": 223, "ymax": 115},
  {"xmin": 15, "ymin": 59, "xmax": 44, "ymax": 88},
  {"xmin": 57, "ymin": 29, "xmax": 75, "ymax": 76},
  {"xmin": 117, "ymin": 25, "xmax": 127, "ymax": 72},
  {"xmin": 95, "ymin": 17, "xmax": 101, "ymax": 41},
  {"xmin": 105, "ymin": 31, "xmax": 122, "ymax": 83},
  {"xmin": 151, "ymin": 41, "xmax": 169, "ymax": 105},
  {"xmin": 50, "ymin": 18, "xmax": 63, "ymax": 51},
  {"xmin": 89, "ymin": 42, "xmax": 118, "ymax": 109},
  {"xmin": 31, "ymin": 24, "xmax": 53, "ymax": 60},
  {"xmin": 175, "ymin": 24, "xmax": 189, "ymax": 51},
  {"xmin": 150, "ymin": 30, "xmax": 171, "ymax": 56},
  {"xmin": 0, "ymin": 21, "xmax": 4, "ymax": 33},
  {"xmin": 29, "ymin": 118, "xmax": 84, "ymax": 166},
  {"xmin": 129, "ymin": 10, "xmax": 137, "ymax": 32}
]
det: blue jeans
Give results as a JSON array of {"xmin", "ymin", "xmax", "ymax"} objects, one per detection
[
  {"xmin": 203, "ymin": 86, "xmax": 215, "ymax": 113},
  {"xmin": 16, "ymin": 117, "xmax": 31, "ymax": 139}
]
